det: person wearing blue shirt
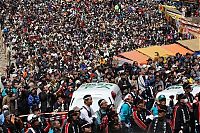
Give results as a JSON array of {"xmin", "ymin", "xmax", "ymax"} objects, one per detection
[
  {"xmin": 28, "ymin": 88, "xmax": 40, "ymax": 113},
  {"xmin": 96, "ymin": 99, "xmax": 108, "ymax": 133},
  {"xmin": 151, "ymin": 95, "xmax": 171, "ymax": 119},
  {"xmin": 0, "ymin": 105, "xmax": 9, "ymax": 126},
  {"xmin": 119, "ymin": 93, "xmax": 133, "ymax": 133},
  {"xmin": 151, "ymin": 102, "xmax": 159, "ymax": 118}
]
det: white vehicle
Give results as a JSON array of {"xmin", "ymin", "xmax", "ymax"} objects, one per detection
[
  {"xmin": 156, "ymin": 85, "xmax": 200, "ymax": 106},
  {"xmin": 69, "ymin": 82, "xmax": 123, "ymax": 112}
]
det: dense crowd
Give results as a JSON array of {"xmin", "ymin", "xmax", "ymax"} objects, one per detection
[
  {"xmin": 0, "ymin": 0, "xmax": 200, "ymax": 133},
  {"xmin": 175, "ymin": 1, "xmax": 200, "ymax": 17}
]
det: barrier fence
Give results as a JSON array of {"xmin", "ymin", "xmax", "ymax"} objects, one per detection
[{"xmin": 18, "ymin": 111, "xmax": 68, "ymax": 128}]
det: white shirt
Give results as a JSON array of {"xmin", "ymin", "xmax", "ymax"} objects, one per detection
[{"xmin": 80, "ymin": 105, "xmax": 95, "ymax": 124}]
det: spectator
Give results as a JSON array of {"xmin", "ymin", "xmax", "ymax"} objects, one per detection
[
  {"xmin": 53, "ymin": 96, "xmax": 67, "ymax": 112},
  {"xmin": 2, "ymin": 114, "xmax": 22, "ymax": 133},
  {"xmin": 0, "ymin": 0, "xmax": 199, "ymax": 132},
  {"xmin": 39, "ymin": 85, "xmax": 50, "ymax": 113},
  {"xmin": 119, "ymin": 93, "xmax": 133, "ymax": 133},
  {"xmin": 32, "ymin": 106, "xmax": 51, "ymax": 133},
  {"xmin": 49, "ymin": 120, "xmax": 61, "ymax": 133},
  {"xmin": 28, "ymin": 88, "xmax": 40, "ymax": 113},
  {"xmin": 27, "ymin": 114, "xmax": 44, "ymax": 133},
  {"xmin": 17, "ymin": 88, "xmax": 29, "ymax": 115},
  {"xmin": 2, "ymin": 89, "xmax": 16, "ymax": 114},
  {"xmin": 62, "ymin": 110, "xmax": 80, "ymax": 133},
  {"xmin": 0, "ymin": 105, "xmax": 9, "ymax": 125}
]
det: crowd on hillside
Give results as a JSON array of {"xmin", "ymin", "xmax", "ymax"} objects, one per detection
[
  {"xmin": 0, "ymin": 0, "xmax": 199, "ymax": 133},
  {"xmin": 173, "ymin": 1, "xmax": 200, "ymax": 17}
]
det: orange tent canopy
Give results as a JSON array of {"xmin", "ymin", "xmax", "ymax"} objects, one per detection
[
  {"xmin": 119, "ymin": 50, "xmax": 149, "ymax": 64},
  {"xmin": 136, "ymin": 46, "xmax": 174, "ymax": 58},
  {"xmin": 161, "ymin": 43, "xmax": 193, "ymax": 55}
]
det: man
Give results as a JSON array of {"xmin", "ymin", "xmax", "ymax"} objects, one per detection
[
  {"xmin": 2, "ymin": 89, "xmax": 17, "ymax": 113},
  {"xmin": 137, "ymin": 69, "xmax": 146, "ymax": 92},
  {"xmin": 118, "ymin": 72, "xmax": 131, "ymax": 94},
  {"xmin": 53, "ymin": 96, "xmax": 67, "ymax": 112},
  {"xmin": 81, "ymin": 121, "xmax": 92, "ymax": 133},
  {"xmin": 27, "ymin": 114, "xmax": 44, "ymax": 133},
  {"xmin": 80, "ymin": 95, "xmax": 95, "ymax": 132},
  {"xmin": 183, "ymin": 83, "xmax": 194, "ymax": 110},
  {"xmin": 61, "ymin": 106, "xmax": 81, "ymax": 132},
  {"xmin": 132, "ymin": 99, "xmax": 153, "ymax": 133},
  {"xmin": 151, "ymin": 95, "xmax": 171, "ymax": 119},
  {"xmin": 96, "ymin": 99, "xmax": 108, "ymax": 133},
  {"xmin": 193, "ymin": 92, "xmax": 200, "ymax": 133},
  {"xmin": 172, "ymin": 94, "xmax": 191, "ymax": 133},
  {"xmin": 141, "ymin": 86, "xmax": 154, "ymax": 110},
  {"xmin": 28, "ymin": 88, "xmax": 40, "ymax": 113},
  {"xmin": 0, "ymin": 105, "xmax": 9, "ymax": 125},
  {"xmin": 80, "ymin": 95, "xmax": 95, "ymax": 124},
  {"xmin": 39, "ymin": 85, "xmax": 49, "ymax": 113},
  {"xmin": 148, "ymin": 105, "xmax": 172, "ymax": 133},
  {"xmin": 183, "ymin": 83, "xmax": 195, "ymax": 132},
  {"xmin": 119, "ymin": 93, "xmax": 133, "ymax": 133},
  {"xmin": 62, "ymin": 110, "xmax": 80, "ymax": 133},
  {"xmin": 49, "ymin": 120, "xmax": 61, "ymax": 133},
  {"xmin": 32, "ymin": 106, "xmax": 51, "ymax": 133}
]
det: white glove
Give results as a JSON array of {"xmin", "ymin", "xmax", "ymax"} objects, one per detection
[
  {"xmin": 178, "ymin": 130, "xmax": 183, "ymax": 133},
  {"xmin": 125, "ymin": 123, "xmax": 131, "ymax": 128},
  {"xmin": 146, "ymin": 115, "xmax": 154, "ymax": 120}
]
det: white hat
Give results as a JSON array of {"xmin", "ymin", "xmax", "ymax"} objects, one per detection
[
  {"xmin": 61, "ymin": 80, "xmax": 65, "ymax": 84},
  {"xmin": 75, "ymin": 80, "xmax": 81, "ymax": 84},
  {"xmin": 37, "ymin": 82, "xmax": 42, "ymax": 86},
  {"xmin": 156, "ymin": 66, "xmax": 162, "ymax": 71},
  {"xmin": 124, "ymin": 94, "xmax": 132, "ymax": 100},
  {"xmin": 165, "ymin": 70, "xmax": 171, "ymax": 74},
  {"xmin": 172, "ymin": 64, "xmax": 177, "ymax": 68},
  {"xmin": 3, "ymin": 105, "xmax": 9, "ymax": 110},
  {"xmin": 142, "ymin": 64, "xmax": 147, "ymax": 68},
  {"xmin": 87, "ymin": 67, "xmax": 92, "ymax": 70}
]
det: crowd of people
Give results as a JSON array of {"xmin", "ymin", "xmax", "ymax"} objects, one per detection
[
  {"xmin": 0, "ymin": 0, "xmax": 200, "ymax": 133},
  {"xmin": 174, "ymin": 1, "xmax": 200, "ymax": 17}
]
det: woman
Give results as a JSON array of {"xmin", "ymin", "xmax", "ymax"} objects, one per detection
[{"xmin": 3, "ymin": 114, "xmax": 22, "ymax": 133}]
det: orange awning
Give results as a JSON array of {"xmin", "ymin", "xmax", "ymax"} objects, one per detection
[
  {"xmin": 178, "ymin": 39, "xmax": 200, "ymax": 51},
  {"xmin": 161, "ymin": 43, "xmax": 193, "ymax": 55},
  {"xmin": 119, "ymin": 50, "xmax": 149, "ymax": 64},
  {"xmin": 136, "ymin": 46, "xmax": 174, "ymax": 59}
]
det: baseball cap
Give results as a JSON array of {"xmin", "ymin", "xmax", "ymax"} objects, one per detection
[{"xmin": 158, "ymin": 95, "xmax": 166, "ymax": 101}]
